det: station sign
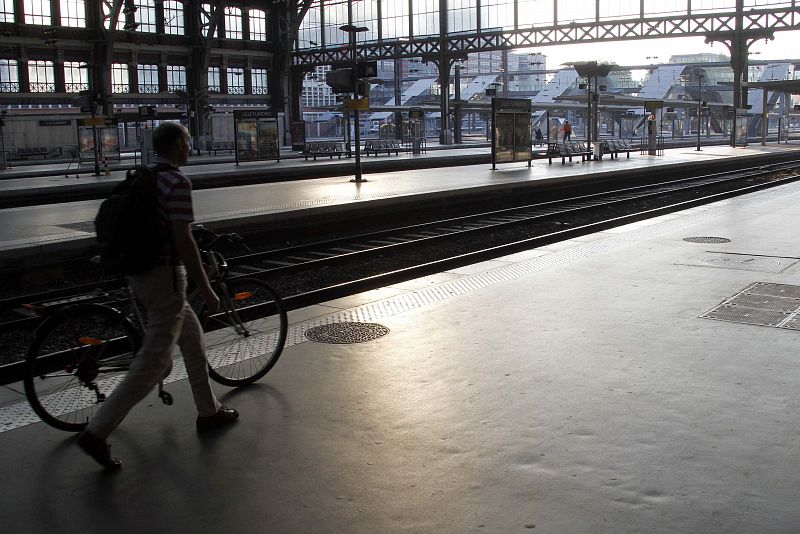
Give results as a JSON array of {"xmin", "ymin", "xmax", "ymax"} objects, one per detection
[
  {"xmin": 39, "ymin": 119, "xmax": 72, "ymax": 127},
  {"xmin": 346, "ymin": 98, "xmax": 369, "ymax": 111},
  {"xmin": 79, "ymin": 117, "xmax": 118, "ymax": 127},
  {"xmin": 409, "ymin": 107, "xmax": 425, "ymax": 120},
  {"xmin": 644, "ymin": 100, "xmax": 664, "ymax": 111},
  {"xmin": 492, "ymin": 97, "xmax": 531, "ymax": 113}
]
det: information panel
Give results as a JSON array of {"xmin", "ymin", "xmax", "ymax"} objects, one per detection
[
  {"xmin": 233, "ymin": 110, "xmax": 280, "ymax": 164},
  {"xmin": 77, "ymin": 117, "xmax": 120, "ymax": 164},
  {"xmin": 491, "ymin": 98, "xmax": 532, "ymax": 169}
]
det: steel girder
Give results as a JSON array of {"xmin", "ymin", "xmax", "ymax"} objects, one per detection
[{"xmin": 292, "ymin": 6, "xmax": 800, "ymax": 66}]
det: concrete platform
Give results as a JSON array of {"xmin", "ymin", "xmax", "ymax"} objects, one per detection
[
  {"xmin": 2, "ymin": 161, "xmax": 800, "ymax": 532},
  {"xmin": 2, "ymin": 143, "xmax": 799, "ymax": 269}
]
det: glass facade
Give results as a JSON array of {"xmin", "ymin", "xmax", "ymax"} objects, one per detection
[
  {"xmin": 64, "ymin": 61, "xmax": 89, "ymax": 92},
  {"xmin": 252, "ymin": 68, "xmax": 269, "ymax": 94},
  {"xmin": 208, "ymin": 66, "xmax": 221, "ymax": 92},
  {"xmin": 164, "ymin": 1, "xmax": 185, "ymax": 35},
  {"xmin": 111, "ymin": 63, "xmax": 130, "ymax": 93},
  {"xmin": 60, "ymin": 0, "xmax": 86, "ymax": 27},
  {"xmin": 225, "ymin": 6, "xmax": 243, "ymax": 39},
  {"xmin": 134, "ymin": 1, "xmax": 157, "ymax": 33},
  {"xmin": 0, "ymin": 59, "xmax": 19, "ymax": 92},
  {"xmin": 137, "ymin": 64, "xmax": 160, "ymax": 93},
  {"xmin": 0, "ymin": 0, "xmax": 13, "ymax": 23},
  {"xmin": 24, "ymin": 0, "xmax": 51, "ymax": 25},
  {"xmin": 166, "ymin": 65, "xmax": 186, "ymax": 92},
  {"xmin": 227, "ymin": 67, "xmax": 244, "ymax": 94},
  {"xmin": 249, "ymin": 9, "xmax": 267, "ymax": 40},
  {"xmin": 28, "ymin": 60, "xmax": 56, "ymax": 92}
]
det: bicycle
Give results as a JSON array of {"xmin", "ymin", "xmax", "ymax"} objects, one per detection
[{"xmin": 22, "ymin": 226, "xmax": 288, "ymax": 432}]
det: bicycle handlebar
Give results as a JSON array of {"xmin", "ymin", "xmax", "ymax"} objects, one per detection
[{"xmin": 192, "ymin": 225, "xmax": 251, "ymax": 253}]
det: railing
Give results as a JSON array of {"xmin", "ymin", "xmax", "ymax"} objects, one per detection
[
  {"xmin": 252, "ymin": 86, "xmax": 269, "ymax": 95},
  {"xmin": 228, "ymin": 86, "xmax": 245, "ymax": 95},
  {"xmin": 167, "ymin": 84, "xmax": 187, "ymax": 93},
  {"xmin": 65, "ymin": 82, "xmax": 89, "ymax": 93},
  {"xmin": 138, "ymin": 84, "xmax": 161, "ymax": 94},
  {"xmin": 29, "ymin": 82, "xmax": 56, "ymax": 93},
  {"xmin": 111, "ymin": 84, "xmax": 129, "ymax": 93},
  {"xmin": 0, "ymin": 82, "xmax": 19, "ymax": 92}
]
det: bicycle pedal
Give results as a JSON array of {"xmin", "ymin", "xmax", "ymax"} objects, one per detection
[{"xmin": 159, "ymin": 390, "xmax": 174, "ymax": 406}]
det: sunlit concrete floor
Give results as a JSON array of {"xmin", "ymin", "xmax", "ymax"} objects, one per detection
[{"xmin": 2, "ymin": 174, "xmax": 800, "ymax": 533}]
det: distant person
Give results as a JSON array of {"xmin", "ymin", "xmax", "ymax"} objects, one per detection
[
  {"xmin": 534, "ymin": 127, "xmax": 543, "ymax": 145},
  {"xmin": 78, "ymin": 122, "xmax": 238, "ymax": 470},
  {"xmin": 563, "ymin": 120, "xmax": 572, "ymax": 141}
]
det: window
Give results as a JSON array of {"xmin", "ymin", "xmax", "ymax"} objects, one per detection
[
  {"xmin": 227, "ymin": 67, "xmax": 244, "ymax": 94},
  {"xmin": 64, "ymin": 61, "xmax": 88, "ymax": 92},
  {"xmin": 251, "ymin": 68, "xmax": 268, "ymax": 94},
  {"xmin": 28, "ymin": 60, "xmax": 56, "ymax": 92},
  {"xmin": 298, "ymin": 4, "xmax": 320, "ymax": 48},
  {"xmin": 137, "ymin": 64, "xmax": 160, "ymax": 93},
  {"xmin": 111, "ymin": 63, "xmax": 130, "ymax": 93},
  {"xmin": 166, "ymin": 65, "xmax": 186, "ymax": 92},
  {"xmin": 24, "ymin": 0, "xmax": 51, "ymax": 25},
  {"xmin": 1, "ymin": 0, "xmax": 15, "ymax": 22},
  {"xmin": 102, "ymin": 1, "xmax": 124, "ymax": 29},
  {"xmin": 224, "ymin": 6, "xmax": 242, "ymax": 39},
  {"xmin": 382, "ymin": 0, "xmax": 409, "ymax": 40},
  {"xmin": 411, "ymin": 0, "xmax": 438, "ymax": 37},
  {"xmin": 60, "ymin": 0, "xmax": 86, "ymax": 27},
  {"xmin": 0, "ymin": 59, "xmax": 19, "ymax": 92},
  {"xmin": 324, "ymin": 2, "xmax": 348, "ymax": 46},
  {"xmin": 248, "ymin": 9, "xmax": 266, "ymax": 40},
  {"xmin": 201, "ymin": 4, "xmax": 217, "ymax": 37},
  {"xmin": 164, "ymin": 1, "xmax": 184, "ymax": 35},
  {"xmin": 134, "ymin": 0, "xmax": 157, "ymax": 32},
  {"xmin": 208, "ymin": 66, "xmax": 221, "ymax": 92}
]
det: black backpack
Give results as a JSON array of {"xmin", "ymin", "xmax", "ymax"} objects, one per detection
[{"xmin": 94, "ymin": 163, "xmax": 173, "ymax": 276}]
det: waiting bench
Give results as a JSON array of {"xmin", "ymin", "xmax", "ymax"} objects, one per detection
[
  {"xmin": 546, "ymin": 141, "xmax": 592, "ymax": 164},
  {"xmin": 363, "ymin": 139, "xmax": 402, "ymax": 156},
  {"xmin": 10, "ymin": 146, "xmax": 50, "ymax": 160},
  {"xmin": 302, "ymin": 141, "xmax": 346, "ymax": 160},
  {"xmin": 210, "ymin": 140, "xmax": 235, "ymax": 155},
  {"xmin": 601, "ymin": 139, "xmax": 633, "ymax": 159}
]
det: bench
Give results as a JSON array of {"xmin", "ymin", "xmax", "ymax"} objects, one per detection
[
  {"xmin": 601, "ymin": 139, "xmax": 633, "ymax": 159},
  {"xmin": 210, "ymin": 140, "xmax": 235, "ymax": 155},
  {"xmin": 11, "ymin": 146, "xmax": 50, "ymax": 160},
  {"xmin": 546, "ymin": 141, "xmax": 592, "ymax": 164},
  {"xmin": 302, "ymin": 141, "xmax": 346, "ymax": 160},
  {"xmin": 363, "ymin": 139, "xmax": 402, "ymax": 156}
]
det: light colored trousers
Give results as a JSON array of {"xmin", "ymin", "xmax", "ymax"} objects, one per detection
[{"xmin": 87, "ymin": 265, "xmax": 221, "ymax": 439}]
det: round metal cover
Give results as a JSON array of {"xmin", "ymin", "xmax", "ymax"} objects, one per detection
[
  {"xmin": 305, "ymin": 322, "xmax": 390, "ymax": 344},
  {"xmin": 683, "ymin": 237, "xmax": 731, "ymax": 244}
]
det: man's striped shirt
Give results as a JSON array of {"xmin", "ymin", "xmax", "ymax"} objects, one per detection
[{"xmin": 152, "ymin": 156, "xmax": 194, "ymax": 257}]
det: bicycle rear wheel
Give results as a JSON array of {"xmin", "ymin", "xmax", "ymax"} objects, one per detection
[
  {"xmin": 24, "ymin": 303, "xmax": 140, "ymax": 432},
  {"xmin": 204, "ymin": 278, "xmax": 288, "ymax": 386}
]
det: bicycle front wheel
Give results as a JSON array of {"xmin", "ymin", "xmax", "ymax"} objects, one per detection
[
  {"xmin": 204, "ymin": 278, "xmax": 288, "ymax": 386},
  {"xmin": 24, "ymin": 303, "xmax": 140, "ymax": 432}
]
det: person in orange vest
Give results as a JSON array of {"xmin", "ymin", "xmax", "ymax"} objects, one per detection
[{"xmin": 563, "ymin": 120, "xmax": 572, "ymax": 141}]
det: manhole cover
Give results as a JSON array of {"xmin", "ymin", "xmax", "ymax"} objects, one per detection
[
  {"xmin": 683, "ymin": 237, "xmax": 731, "ymax": 244},
  {"xmin": 305, "ymin": 322, "xmax": 390, "ymax": 344}
]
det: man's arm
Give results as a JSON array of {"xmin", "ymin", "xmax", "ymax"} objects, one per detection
[{"xmin": 172, "ymin": 221, "xmax": 220, "ymax": 315}]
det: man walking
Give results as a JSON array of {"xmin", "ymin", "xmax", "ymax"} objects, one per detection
[
  {"xmin": 563, "ymin": 120, "xmax": 572, "ymax": 141},
  {"xmin": 78, "ymin": 122, "xmax": 238, "ymax": 470}
]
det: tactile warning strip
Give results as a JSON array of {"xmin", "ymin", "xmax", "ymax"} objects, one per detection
[
  {"xmin": 0, "ymin": 185, "xmax": 788, "ymax": 433},
  {"xmin": 701, "ymin": 281, "xmax": 800, "ymax": 329}
]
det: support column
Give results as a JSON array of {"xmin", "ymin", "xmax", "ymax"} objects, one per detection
[{"xmin": 394, "ymin": 56, "xmax": 403, "ymax": 140}]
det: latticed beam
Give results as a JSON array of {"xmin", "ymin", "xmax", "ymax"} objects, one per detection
[{"xmin": 293, "ymin": 6, "xmax": 800, "ymax": 66}]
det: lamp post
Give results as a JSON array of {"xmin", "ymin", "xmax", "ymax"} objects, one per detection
[
  {"xmin": 696, "ymin": 71, "xmax": 704, "ymax": 151},
  {"xmin": 453, "ymin": 60, "xmax": 463, "ymax": 144},
  {"xmin": 339, "ymin": 23, "xmax": 369, "ymax": 183}
]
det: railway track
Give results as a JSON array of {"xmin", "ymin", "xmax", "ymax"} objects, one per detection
[{"xmin": 1, "ymin": 161, "xmax": 799, "ymax": 381}]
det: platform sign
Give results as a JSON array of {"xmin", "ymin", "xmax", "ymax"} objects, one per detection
[
  {"xmin": 644, "ymin": 100, "xmax": 664, "ymax": 111},
  {"xmin": 491, "ymin": 98, "xmax": 532, "ymax": 169},
  {"xmin": 233, "ymin": 110, "xmax": 280, "ymax": 165}
]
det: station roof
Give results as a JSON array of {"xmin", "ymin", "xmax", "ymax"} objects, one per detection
[{"xmin": 745, "ymin": 79, "xmax": 800, "ymax": 95}]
